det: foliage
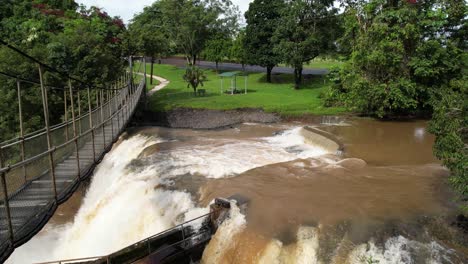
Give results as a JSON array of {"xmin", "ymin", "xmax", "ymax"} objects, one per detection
[
  {"xmin": 145, "ymin": 0, "xmax": 239, "ymax": 66},
  {"xmin": 328, "ymin": 0, "xmax": 467, "ymax": 207},
  {"xmin": 0, "ymin": 1, "xmax": 126, "ymax": 141},
  {"xmin": 244, "ymin": 0, "xmax": 285, "ymax": 82},
  {"xmin": 429, "ymin": 77, "xmax": 468, "ymax": 209},
  {"xmin": 230, "ymin": 29, "xmax": 248, "ymax": 70},
  {"xmin": 273, "ymin": 0, "xmax": 339, "ymax": 89},
  {"xmin": 327, "ymin": 0, "xmax": 466, "ymax": 118},
  {"xmin": 128, "ymin": 5, "xmax": 171, "ymax": 59},
  {"xmin": 183, "ymin": 65, "xmax": 207, "ymax": 93},
  {"xmin": 203, "ymin": 35, "xmax": 232, "ymax": 71}
]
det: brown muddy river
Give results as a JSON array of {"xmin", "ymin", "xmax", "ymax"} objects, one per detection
[{"xmin": 7, "ymin": 118, "xmax": 467, "ymax": 263}]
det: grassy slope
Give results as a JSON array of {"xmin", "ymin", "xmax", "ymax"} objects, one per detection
[{"xmin": 136, "ymin": 63, "xmax": 346, "ymax": 116}]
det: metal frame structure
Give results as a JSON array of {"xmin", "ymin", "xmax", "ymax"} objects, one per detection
[
  {"xmin": 219, "ymin": 71, "xmax": 248, "ymax": 95},
  {"xmin": 0, "ymin": 55, "xmax": 148, "ymax": 262}
]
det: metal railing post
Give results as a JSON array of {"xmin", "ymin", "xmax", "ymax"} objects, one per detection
[
  {"xmin": 38, "ymin": 65, "xmax": 58, "ymax": 201},
  {"xmin": 77, "ymin": 89, "xmax": 82, "ymax": 134},
  {"xmin": 0, "ymin": 149, "xmax": 14, "ymax": 243},
  {"xmin": 125, "ymin": 81, "xmax": 129, "ymax": 122},
  {"xmin": 143, "ymin": 57, "xmax": 147, "ymax": 109},
  {"xmin": 16, "ymin": 80, "xmax": 27, "ymax": 182},
  {"xmin": 100, "ymin": 89, "xmax": 106, "ymax": 148},
  {"xmin": 64, "ymin": 89, "xmax": 69, "ymax": 141},
  {"xmin": 115, "ymin": 87, "xmax": 120, "ymax": 132},
  {"xmin": 87, "ymin": 87, "xmax": 96, "ymax": 162},
  {"xmin": 68, "ymin": 80, "xmax": 80, "ymax": 179},
  {"xmin": 107, "ymin": 89, "xmax": 114, "ymax": 140}
]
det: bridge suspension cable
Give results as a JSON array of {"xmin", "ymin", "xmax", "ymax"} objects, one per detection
[{"xmin": 0, "ymin": 41, "xmax": 148, "ymax": 261}]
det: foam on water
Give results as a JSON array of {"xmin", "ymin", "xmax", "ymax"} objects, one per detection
[
  {"xmin": 257, "ymin": 227, "xmax": 321, "ymax": 264},
  {"xmin": 348, "ymin": 236, "xmax": 455, "ymax": 264},
  {"xmin": 201, "ymin": 202, "xmax": 247, "ymax": 264},
  {"xmin": 9, "ymin": 127, "xmax": 325, "ymax": 262},
  {"xmin": 143, "ymin": 127, "xmax": 329, "ymax": 179},
  {"xmin": 254, "ymin": 228, "xmax": 455, "ymax": 264},
  {"xmin": 7, "ymin": 135, "xmax": 209, "ymax": 262}
]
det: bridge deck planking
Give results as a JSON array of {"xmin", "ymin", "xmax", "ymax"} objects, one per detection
[{"xmin": 0, "ymin": 114, "xmax": 122, "ymax": 242}]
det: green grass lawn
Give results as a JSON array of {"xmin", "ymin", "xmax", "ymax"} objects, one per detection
[
  {"xmin": 135, "ymin": 63, "xmax": 346, "ymax": 116},
  {"xmin": 279, "ymin": 59, "xmax": 344, "ymax": 70}
]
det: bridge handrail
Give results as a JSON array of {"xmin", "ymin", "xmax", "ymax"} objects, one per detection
[
  {"xmin": 0, "ymin": 92, "xmax": 134, "ymax": 176},
  {"xmin": 0, "ymin": 84, "xmax": 130, "ymax": 149},
  {"xmin": 0, "ymin": 62, "xmax": 148, "ymax": 262},
  {"xmin": 35, "ymin": 208, "xmax": 221, "ymax": 264}
]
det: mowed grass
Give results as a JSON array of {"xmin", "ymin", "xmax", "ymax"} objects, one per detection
[
  {"xmin": 135, "ymin": 63, "xmax": 346, "ymax": 116},
  {"xmin": 279, "ymin": 59, "xmax": 344, "ymax": 70}
]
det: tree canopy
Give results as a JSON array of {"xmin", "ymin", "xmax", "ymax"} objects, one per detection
[
  {"xmin": 274, "ymin": 0, "xmax": 339, "ymax": 88},
  {"xmin": 0, "ymin": 0, "xmax": 126, "ymax": 141},
  {"xmin": 244, "ymin": 0, "xmax": 285, "ymax": 83},
  {"xmin": 133, "ymin": 0, "xmax": 239, "ymax": 66}
]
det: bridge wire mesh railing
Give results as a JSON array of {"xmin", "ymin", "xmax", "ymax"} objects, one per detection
[
  {"xmin": 36, "ymin": 209, "xmax": 220, "ymax": 264},
  {"xmin": 0, "ymin": 42, "xmax": 148, "ymax": 261}
]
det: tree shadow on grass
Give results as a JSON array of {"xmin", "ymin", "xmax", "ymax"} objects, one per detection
[
  {"xmin": 155, "ymin": 88, "xmax": 221, "ymax": 100},
  {"xmin": 257, "ymin": 73, "xmax": 328, "ymax": 90}
]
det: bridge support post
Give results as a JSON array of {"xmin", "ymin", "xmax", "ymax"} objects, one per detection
[
  {"xmin": 68, "ymin": 80, "xmax": 80, "ymax": 179},
  {"xmin": 143, "ymin": 57, "xmax": 147, "ymax": 110},
  {"xmin": 64, "ymin": 89, "xmax": 69, "ymax": 141},
  {"xmin": 0, "ymin": 150, "xmax": 14, "ymax": 244},
  {"xmin": 100, "ymin": 90, "xmax": 106, "ymax": 149},
  {"xmin": 77, "ymin": 89, "xmax": 82, "ymax": 135},
  {"xmin": 16, "ymin": 80, "xmax": 27, "ymax": 183},
  {"xmin": 128, "ymin": 56, "xmax": 133, "ymax": 113},
  {"xmin": 39, "ymin": 65, "xmax": 58, "ymax": 201},
  {"xmin": 107, "ymin": 89, "xmax": 114, "ymax": 140},
  {"xmin": 115, "ymin": 87, "xmax": 120, "ymax": 132},
  {"xmin": 87, "ymin": 88, "xmax": 96, "ymax": 162}
]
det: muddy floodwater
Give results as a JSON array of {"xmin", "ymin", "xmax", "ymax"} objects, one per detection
[{"xmin": 7, "ymin": 118, "xmax": 467, "ymax": 263}]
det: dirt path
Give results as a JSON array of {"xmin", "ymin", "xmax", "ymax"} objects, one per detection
[{"xmin": 135, "ymin": 72, "xmax": 170, "ymax": 96}]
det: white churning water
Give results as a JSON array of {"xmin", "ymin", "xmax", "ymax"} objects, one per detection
[
  {"xmin": 7, "ymin": 126, "xmax": 458, "ymax": 263},
  {"xmin": 7, "ymin": 127, "xmax": 329, "ymax": 263}
]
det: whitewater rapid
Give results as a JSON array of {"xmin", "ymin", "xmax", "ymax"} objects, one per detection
[
  {"xmin": 7, "ymin": 127, "xmax": 329, "ymax": 263},
  {"xmin": 7, "ymin": 125, "xmax": 460, "ymax": 263}
]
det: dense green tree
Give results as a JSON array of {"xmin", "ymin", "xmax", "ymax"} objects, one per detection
[
  {"xmin": 153, "ymin": 0, "xmax": 239, "ymax": 66},
  {"xmin": 244, "ymin": 0, "xmax": 285, "ymax": 82},
  {"xmin": 328, "ymin": 0, "xmax": 466, "ymax": 118},
  {"xmin": 230, "ymin": 29, "xmax": 247, "ymax": 71},
  {"xmin": 274, "ymin": 0, "xmax": 339, "ymax": 89},
  {"xmin": 203, "ymin": 34, "xmax": 232, "ymax": 72},
  {"xmin": 429, "ymin": 77, "xmax": 467, "ymax": 209},
  {"xmin": 0, "ymin": 1, "xmax": 126, "ymax": 141},
  {"xmin": 129, "ymin": 5, "xmax": 171, "ymax": 84}
]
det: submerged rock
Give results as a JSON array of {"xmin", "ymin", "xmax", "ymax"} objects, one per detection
[{"xmin": 336, "ymin": 158, "xmax": 367, "ymax": 170}]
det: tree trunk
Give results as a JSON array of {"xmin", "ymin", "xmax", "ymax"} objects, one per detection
[
  {"xmin": 266, "ymin": 66, "xmax": 273, "ymax": 83},
  {"xmin": 192, "ymin": 54, "xmax": 197, "ymax": 66},
  {"xmin": 294, "ymin": 66, "xmax": 303, "ymax": 89},
  {"xmin": 150, "ymin": 57, "xmax": 154, "ymax": 85}
]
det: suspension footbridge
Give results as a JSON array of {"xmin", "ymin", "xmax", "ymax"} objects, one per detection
[{"xmin": 0, "ymin": 41, "xmax": 148, "ymax": 261}]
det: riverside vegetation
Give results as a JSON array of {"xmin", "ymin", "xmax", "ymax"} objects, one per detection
[{"xmin": 0, "ymin": 0, "xmax": 466, "ymax": 212}]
